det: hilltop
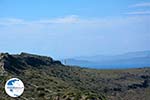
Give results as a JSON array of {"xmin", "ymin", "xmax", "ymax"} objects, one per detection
[{"xmin": 0, "ymin": 52, "xmax": 150, "ymax": 100}]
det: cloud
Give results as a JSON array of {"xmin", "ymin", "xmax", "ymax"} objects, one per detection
[
  {"xmin": 0, "ymin": 15, "xmax": 149, "ymax": 57},
  {"xmin": 0, "ymin": 15, "xmax": 80, "ymax": 26},
  {"xmin": 126, "ymin": 2, "xmax": 150, "ymax": 15},
  {"xmin": 130, "ymin": 2, "xmax": 150, "ymax": 8},
  {"xmin": 0, "ymin": 18, "xmax": 25, "ymax": 25},
  {"xmin": 0, "ymin": 15, "xmax": 149, "ymax": 37},
  {"xmin": 125, "ymin": 11, "xmax": 150, "ymax": 15},
  {"xmin": 0, "ymin": 15, "xmax": 149, "ymax": 30},
  {"xmin": 35, "ymin": 15, "xmax": 79, "ymax": 24}
]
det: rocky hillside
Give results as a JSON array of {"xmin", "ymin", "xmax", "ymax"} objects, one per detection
[{"xmin": 0, "ymin": 52, "xmax": 150, "ymax": 100}]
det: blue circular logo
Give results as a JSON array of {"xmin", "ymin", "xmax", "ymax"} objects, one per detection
[{"xmin": 5, "ymin": 78, "xmax": 24, "ymax": 97}]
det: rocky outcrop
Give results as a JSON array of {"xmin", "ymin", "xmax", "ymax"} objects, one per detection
[{"xmin": 0, "ymin": 52, "xmax": 63, "ymax": 74}]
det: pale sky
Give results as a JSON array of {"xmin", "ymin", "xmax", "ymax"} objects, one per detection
[{"xmin": 0, "ymin": 0, "xmax": 150, "ymax": 59}]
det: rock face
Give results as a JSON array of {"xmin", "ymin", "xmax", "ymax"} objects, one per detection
[
  {"xmin": 0, "ymin": 53, "xmax": 9, "ymax": 74},
  {"xmin": 0, "ymin": 52, "xmax": 62, "ymax": 74}
]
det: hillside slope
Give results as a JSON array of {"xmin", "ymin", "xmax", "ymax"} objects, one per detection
[{"xmin": 0, "ymin": 53, "xmax": 150, "ymax": 100}]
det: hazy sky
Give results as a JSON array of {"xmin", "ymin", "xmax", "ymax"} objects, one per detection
[{"xmin": 0, "ymin": 0, "xmax": 150, "ymax": 59}]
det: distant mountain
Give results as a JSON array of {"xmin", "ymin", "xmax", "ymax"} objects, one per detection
[
  {"xmin": 65, "ymin": 50, "xmax": 150, "ymax": 69},
  {"xmin": 0, "ymin": 52, "xmax": 150, "ymax": 100}
]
